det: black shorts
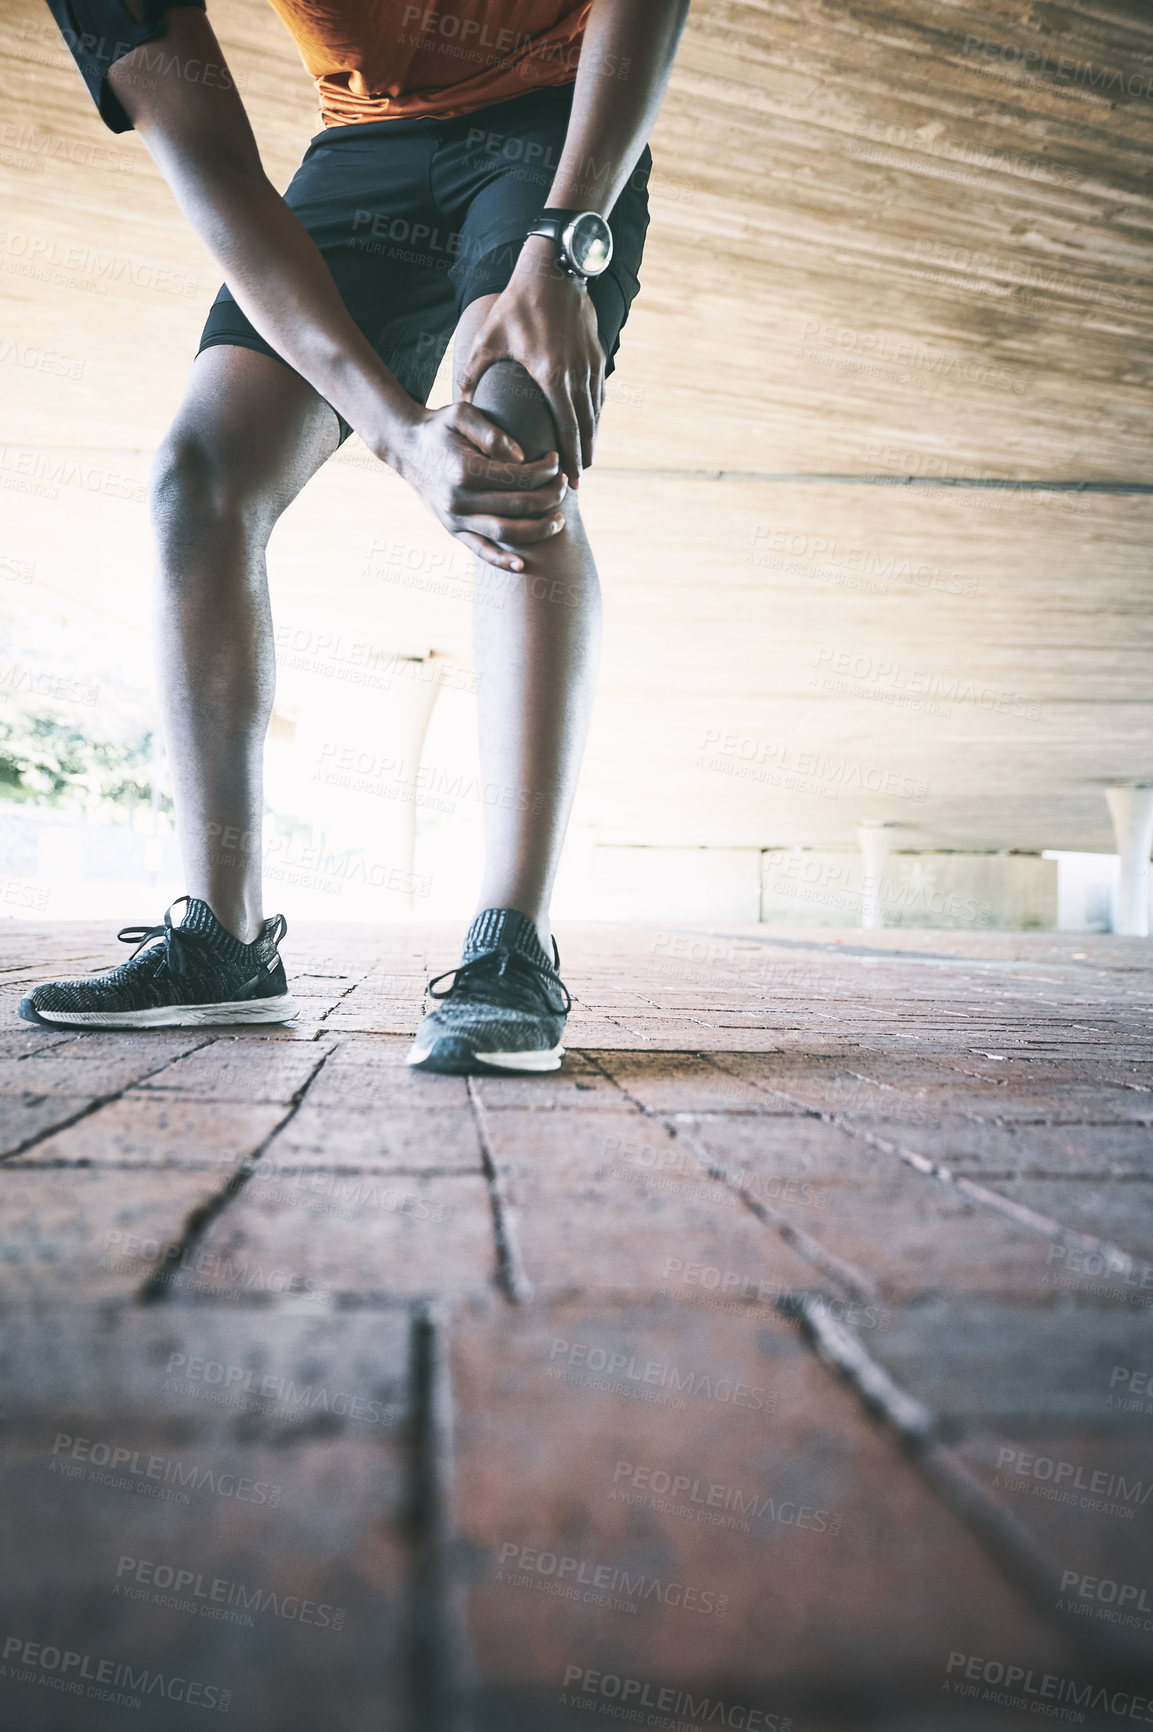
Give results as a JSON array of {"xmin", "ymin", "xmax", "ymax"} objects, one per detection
[{"xmin": 199, "ymin": 83, "xmax": 651, "ymax": 443}]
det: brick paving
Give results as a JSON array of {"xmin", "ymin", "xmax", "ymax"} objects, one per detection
[{"xmin": 0, "ymin": 920, "xmax": 1150, "ymax": 1731}]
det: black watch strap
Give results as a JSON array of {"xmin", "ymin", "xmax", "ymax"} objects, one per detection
[
  {"xmin": 526, "ymin": 208, "xmax": 612, "ymax": 279},
  {"xmin": 531, "ymin": 207, "xmax": 585, "ymax": 228},
  {"xmin": 527, "ymin": 210, "xmax": 577, "ymax": 259}
]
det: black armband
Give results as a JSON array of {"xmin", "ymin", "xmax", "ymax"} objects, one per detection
[{"xmin": 43, "ymin": 0, "xmax": 208, "ymax": 134}]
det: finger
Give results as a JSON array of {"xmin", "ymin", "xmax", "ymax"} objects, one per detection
[
  {"xmin": 457, "ymin": 511, "xmax": 567, "ymax": 548},
  {"xmin": 454, "ymin": 529, "xmax": 525, "ymax": 572},
  {"xmin": 449, "ymin": 400, "xmax": 524, "ymax": 464},
  {"xmin": 456, "ymin": 341, "xmax": 500, "ymax": 405},
  {"xmin": 544, "ymin": 376, "xmax": 582, "ymax": 491},
  {"xmin": 456, "ymin": 449, "xmax": 562, "ymax": 494},
  {"xmin": 454, "ymin": 479, "xmax": 568, "ymax": 520},
  {"xmin": 576, "ymin": 375, "xmax": 597, "ymax": 474}
]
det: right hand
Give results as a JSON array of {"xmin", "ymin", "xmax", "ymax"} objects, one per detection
[{"xmin": 393, "ymin": 402, "xmax": 568, "ymax": 572}]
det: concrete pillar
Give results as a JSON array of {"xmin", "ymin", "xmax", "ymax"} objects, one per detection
[
  {"xmin": 1105, "ymin": 786, "xmax": 1153, "ymax": 936},
  {"xmin": 856, "ymin": 823, "xmax": 893, "ymax": 930},
  {"xmin": 395, "ymin": 661, "xmax": 444, "ymax": 915},
  {"xmin": 292, "ymin": 656, "xmax": 446, "ymax": 919},
  {"xmin": 145, "ymin": 729, "xmax": 166, "ymax": 890}
]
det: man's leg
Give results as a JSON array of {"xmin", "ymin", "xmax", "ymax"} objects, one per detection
[
  {"xmin": 150, "ymin": 346, "xmax": 342, "ymax": 942},
  {"xmin": 453, "ymin": 295, "xmax": 602, "ymax": 954}
]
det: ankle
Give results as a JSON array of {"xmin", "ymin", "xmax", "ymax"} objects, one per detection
[
  {"xmin": 224, "ymin": 909, "xmax": 265, "ymax": 945},
  {"xmin": 192, "ymin": 899, "xmax": 264, "ymax": 945},
  {"xmin": 471, "ymin": 901, "xmax": 550, "ymax": 958}
]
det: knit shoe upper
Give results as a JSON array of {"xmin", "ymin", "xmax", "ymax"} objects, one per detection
[
  {"xmin": 18, "ymin": 897, "xmax": 295, "ymax": 1029},
  {"xmin": 407, "ymin": 908, "xmax": 571, "ymax": 1073}
]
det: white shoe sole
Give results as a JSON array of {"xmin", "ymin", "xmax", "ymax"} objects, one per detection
[
  {"xmin": 28, "ymin": 995, "xmax": 298, "ymax": 1029},
  {"xmin": 406, "ymin": 1040, "xmax": 565, "ymax": 1073}
]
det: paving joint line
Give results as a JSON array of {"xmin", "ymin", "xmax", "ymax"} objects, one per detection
[
  {"xmin": 582, "ymin": 1052, "xmax": 879, "ymax": 1302},
  {"xmin": 135, "ymin": 1043, "xmax": 338, "ymax": 1304},
  {"xmin": 669, "ymin": 1114, "xmax": 879, "ymax": 1304},
  {"xmin": 3, "ymin": 1159, "xmax": 481, "ymax": 1178},
  {"xmin": 0, "ymin": 1036, "xmax": 220, "ymax": 1164},
  {"xmin": 583, "ymin": 1050, "xmax": 1151, "ymax": 1669},
  {"xmin": 406, "ymin": 1303, "xmax": 478, "ymax": 1732},
  {"xmin": 705, "ymin": 1059, "xmax": 1151, "ymax": 1278},
  {"xmin": 794, "ymin": 1295, "xmax": 1151, "ymax": 1681},
  {"xmin": 0, "ymin": 955, "xmax": 113, "ymax": 980},
  {"xmin": 158, "ymin": 1288, "xmax": 407, "ymax": 1311},
  {"xmin": 313, "ymin": 975, "xmax": 376, "ymax": 1026},
  {"xmin": 842, "ymin": 1119, "xmax": 1149, "ymax": 1280},
  {"xmin": 465, "ymin": 1079, "xmax": 532, "ymax": 1306}
]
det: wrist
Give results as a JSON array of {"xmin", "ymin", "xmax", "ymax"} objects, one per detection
[
  {"xmin": 320, "ymin": 347, "xmax": 425, "ymax": 470},
  {"xmin": 512, "ymin": 234, "xmax": 589, "ymax": 289},
  {"xmin": 355, "ymin": 382, "xmax": 426, "ymax": 472},
  {"xmin": 375, "ymin": 400, "xmax": 428, "ymax": 476}
]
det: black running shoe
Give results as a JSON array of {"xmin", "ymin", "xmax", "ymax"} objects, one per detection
[
  {"xmin": 17, "ymin": 896, "xmax": 296, "ymax": 1030},
  {"xmin": 406, "ymin": 908, "xmax": 571, "ymax": 1074}
]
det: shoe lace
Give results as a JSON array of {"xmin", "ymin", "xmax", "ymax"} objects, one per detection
[
  {"xmin": 117, "ymin": 896, "xmax": 196, "ymax": 982},
  {"xmin": 116, "ymin": 899, "xmax": 286, "ymax": 983},
  {"xmin": 428, "ymin": 944, "xmax": 572, "ymax": 1014}
]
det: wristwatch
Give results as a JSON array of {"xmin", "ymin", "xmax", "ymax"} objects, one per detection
[{"xmin": 526, "ymin": 208, "xmax": 614, "ymax": 279}]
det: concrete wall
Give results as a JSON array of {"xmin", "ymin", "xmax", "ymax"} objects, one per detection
[
  {"xmin": 760, "ymin": 850, "xmax": 1057, "ymax": 929},
  {"xmin": 3, "ymin": 808, "xmax": 1133, "ymax": 935},
  {"xmin": 590, "ymin": 846, "xmax": 1059, "ymax": 930}
]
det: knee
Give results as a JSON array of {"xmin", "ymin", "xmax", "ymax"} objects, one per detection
[
  {"xmin": 151, "ymin": 427, "xmax": 275, "ymax": 538},
  {"xmin": 470, "ymin": 359, "xmax": 557, "ymax": 462}
]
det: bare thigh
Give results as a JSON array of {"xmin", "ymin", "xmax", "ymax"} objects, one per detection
[
  {"xmin": 156, "ymin": 345, "xmax": 344, "ymax": 521},
  {"xmin": 452, "ymin": 295, "xmax": 500, "ymax": 400}
]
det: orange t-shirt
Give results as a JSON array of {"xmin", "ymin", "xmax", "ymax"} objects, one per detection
[{"xmin": 264, "ymin": 0, "xmax": 592, "ymax": 127}]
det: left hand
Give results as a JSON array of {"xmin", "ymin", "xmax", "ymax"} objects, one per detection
[{"xmin": 457, "ymin": 236, "xmax": 606, "ymax": 488}]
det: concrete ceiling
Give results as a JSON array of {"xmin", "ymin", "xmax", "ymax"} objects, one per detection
[{"xmin": 2, "ymin": 0, "xmax": 1152, "ymax": 855}]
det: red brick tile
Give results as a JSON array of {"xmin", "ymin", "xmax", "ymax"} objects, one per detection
[
  {"xmin": 260, "ymin": 1103, "xmax": 482, "ymax": 1171},
  {"xmin": 0, "ymin": 1306, "xmax": 410, "ymax": 1428},
  {"xmin": 322, "ymin": 1039, "xmax": 411, "ymax": 1065},
  {"xmin": 982, "ymin": 1180, "xmax": 1153, "ymax": 1260},
  {"xmin": 471, "ymin": 1052, "xmax": 627, "ymax": 1111},
  {"xmin": 593, "ymin": 1053, "xmax": 794, "ymax": 1114},
  {"xmin": 171, "ymin": 1173, "xmax": 495, "ymax": 1301},
  {"xmin": 0, "ymin": 1308, "xmax": 411, "ymax": 1731},
  {"xmin": 316, "ymin": 1006, "xmax": 420, "ymax": 1035},
  {"xmin": 709, "ymin": 1168, "xmax": 1074, "ymax": 1303},
  {"xmin": 831, "ymin": 1119, "xmax": 1153, "ymax": 1179},
  {"xmin": 0, "ymin": 1044, "xmax": 201, "ymax": 1097},
  {"xmin": 14, "ymin": 1033, "xmax": 206, "ymax": 1065},
  {"xmin": 479, "ymin": 1111, "xmax": 818, "ymax": 1298},
  {"xmin": 451, "ymin": 1303, "xmax": 1072, "ymax": 1698},
  {"xmin": 864, "ymin": 1299, "xmax": 1149, "ymax": 1428},
  {"xmin": 0, "ymin": 1029, "xmax": 76, "ymax": 1056},
  {"xmin": 301, "ymin": 1057, "xmax": 469, "ymax": 1108},
  {"xmin": 133, "ymin": 1040, "xmax": 332, "ymax": 1103},
  {"xmin": 675, "ymin": 1113, "xmax": 874, "ymax": 1191},
  {"xmin": 0, "ymin": 1168, "xmax": 230, "ymax": 1301},
  {"xmin": 586, "ymin": 1020, "xmax": 786, "ymax": 1051},
  {"xmin": 954, "ymin": 1426, "xmax": 1153, "ymax": 1663},
  {"xmin": 7, "ymin": 1096, "xmax": 285, "ymax": 1168},
  {"xmin": 0, "ymin": 1093, "xmax": 102, "ymax": 1159}
]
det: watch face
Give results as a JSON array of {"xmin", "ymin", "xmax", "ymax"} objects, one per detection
[{"xmin": 565, "ymin": 213, "xmax": 613, "ymax": 277}]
